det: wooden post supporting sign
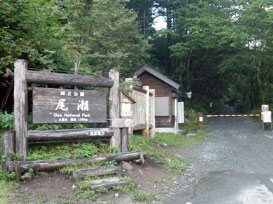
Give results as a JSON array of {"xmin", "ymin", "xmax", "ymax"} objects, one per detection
[
  {"xmin": 109, "ymin": 70, "xmax": 121, "ymax": 148},
  {"xmin": 14, "ymin": 60, "xmax": 28, "ymax": 160}
]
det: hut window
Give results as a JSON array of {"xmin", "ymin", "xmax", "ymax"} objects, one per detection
[{"xmin": 155, "ymin": 97, "xmax": 169, "ymax": 116}]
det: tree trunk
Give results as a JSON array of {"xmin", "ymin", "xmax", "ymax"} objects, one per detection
[{"xmin": 74, "ymin": 57, "xmax": 81, "ymax": 74}]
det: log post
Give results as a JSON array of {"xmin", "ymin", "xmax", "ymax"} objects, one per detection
[
  {"xmin": 109, "ymin": 70, "xmax": 121, "ymax": 149},
  {"xmin": 143, "ymin": 86, "xmax": 150, "ymax": 137},
  {"xmin": 150, "ymin": 89, "xmax": 156, "ymax": 137},
  {"xmin": 121, "ymin": 127, "xmax": 129, "ymax": 152},
  {"xmin": 14, "ymin": 59, "xmax": 28, "ymax": 160},
  {"xmin": 125, "ymin": 78, "xmax": 134, "ymax": 135},
  {"xmin": 2, "ymin": 131, "xmax": 15, "ymax": 162}
]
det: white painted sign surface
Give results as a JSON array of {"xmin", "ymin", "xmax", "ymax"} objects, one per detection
[
  {"xmin": 121, "ymin": 103, "xmax": 132, "ymax": 117},
  {"xmin": 262, "ymin": 111, "xmax": 272, "ymax": 123},
  {"xmin": 178, "ymin": 102, "xmax": 184, "ymax": 124},
  {"xmin": 262, "ymin": 105, "xmax": 269, "ymax": 112}
]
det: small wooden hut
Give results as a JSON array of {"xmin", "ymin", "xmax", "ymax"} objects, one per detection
[{"xmin": 134, "ymin": 65, "xmax": 180, "ymax": 127}]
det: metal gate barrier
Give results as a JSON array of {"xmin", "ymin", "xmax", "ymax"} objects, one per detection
[
  {"xmin": 198, "ymin": 108, "xmax": 271, "ymax": 130},
  {"xmin": 206, "ymin": 114, "xmax": 260, "ymax": 118}
]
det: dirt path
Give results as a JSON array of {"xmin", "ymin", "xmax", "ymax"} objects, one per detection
[{"xmin": 160, "ymin": 117, "xmax": 273, "ymax": 204}]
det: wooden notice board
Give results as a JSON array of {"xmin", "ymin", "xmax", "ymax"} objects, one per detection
[{"xmin": 33, "ymin": 88, "xmax": 107, "ymax": 123}]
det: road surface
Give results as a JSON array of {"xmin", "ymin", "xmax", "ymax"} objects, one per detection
[{"xmin": 161, "ymin": 117, "xmax": 273, "ymax": 204}]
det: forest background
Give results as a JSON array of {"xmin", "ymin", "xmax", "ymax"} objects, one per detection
[{"xmin": 1, "ymin": 0, "xmax": 273, "ymax": 113}]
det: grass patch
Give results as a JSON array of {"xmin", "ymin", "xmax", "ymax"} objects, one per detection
[
  {"xmin": 0, "ymin": 181, "xmax": 16, "ymax": 204},
  {"xmin": 27, "ymin": 141, "xmax": 119, "ymax": 160},
  {"xmin": 133, "ymin": 190, "xmax": 158, "ymax": 203},
  {"xmin": 112, "ymin": 176, "xmax": 136, "ymax": 192},
  {"xmin": 129, "ymin": 135, "xmax": 187, "ymax": 173},
  {"xmin": 129, "ymin": 130, "xmax": 205, "ymax": 173},
  {"xmin": 155, "ymin": 130, "xmax": 205, "ymax": 147}
]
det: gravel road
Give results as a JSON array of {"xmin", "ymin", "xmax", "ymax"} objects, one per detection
[{"xmin": 160, "ymin": 117, "xmax": 273, "ymax": 204}]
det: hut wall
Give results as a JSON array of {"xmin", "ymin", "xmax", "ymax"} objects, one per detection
[{"xmin": 138, "ymin": 73, "xmax": 173, "ymax": 127}]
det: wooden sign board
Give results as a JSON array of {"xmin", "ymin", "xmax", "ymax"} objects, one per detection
[
  {"xmin": 33, "ymin": 88, "xmax": 107, "ymax": 124},
  {"xmin": 178, "ymin": 102, "xmax": 184, "ymax": 124}
]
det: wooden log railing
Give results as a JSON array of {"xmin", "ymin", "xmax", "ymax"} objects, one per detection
[
  {"xmin": 26, "ymin": 70, "xmax": 113, "ymax": 87},
  {"xmin": 27, "ymin": 128, "xmax": 113, "ymax": 141},
  {"xmin": 5, "ymin": 152, "xmax": 146, "ymax": 172}
]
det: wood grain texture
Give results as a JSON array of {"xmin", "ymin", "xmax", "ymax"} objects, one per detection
[
  {"xmin": 82, "ymin": 177, "xmax": 128, "ymax": 190},
  {"xmin": 26, "ymin": 70, "xmax": 113, "ymax": 87},
  {"xmin": 138, "ymin": 72, "xmax": 174, "ymax": 127},
  {"xmin": 14, "ymin": 59, "xmax": 28, "ymax": 160},
  {"xmin": 2, "ymin": 131, "xmax": 15, "ymax": 161},
  {"xmin": 121, "ymin": 128, "xmax": 129, "ymax": 152},
  {"xmin": 27, "ymin": 128, "xmax": 113, "ymax": 140},
  {"xmin": 109, "ymin": 70, "xmax": 121, "ymax": 148},
  {"xmin": 143, "ymin": 86, "xmax": 150, "ymax": 137},
  {"xmin": 5, "ymin": 152, "xmax": 146, "ymax": 172},
  {"xmin": 72, "ymin": 166, "xmax": 121, "ymax": 181},
  {"xmin": 33, "ymin": 88, "xmax": 107, "ymax": 124}
]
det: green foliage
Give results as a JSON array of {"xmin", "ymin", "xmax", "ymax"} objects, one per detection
[
  {"xmin": 133, "ymin": 190, "xmax": 158, "ymax": 203},
  {"xmin": 0, "ymin": 181, "xmax": 16, "ymax": 204},
  {"xmin": 95, "ymin": 187, "xmax": 108, "ymax": 194},
  {"xmin": 155, "ymin": 131, "xmax": 205, "ymax": 147},
  {"xmin": 0, "ymin": 169, "xmax": 16, "ymax": 182},
  {"xmin": 0, "ymin": 0, "xmax": 149, "ymax": 111},
  {"xmin": 27, "ymin": 141, "xmax": 113, "ymax": 160},
  {"xmin": 112, "ymin": 176, "xmax": 136, "ymax": 192},
  {"xmin": 0, "ymin": 112, "xmax": 14, "ymax": 130},
  {"xmin": 119, "ymin": 76, "xmax": 141, "ymax": 94},
  {"xmin": 76, "ymin": 189, "xmax": 96, "ymax": 199},
  {"xmin": 129, "ymin": 135, "xmax": 187, "ymax": 173}
]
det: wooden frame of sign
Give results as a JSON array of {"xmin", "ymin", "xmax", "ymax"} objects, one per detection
[{"xmin": 12, "ymin": 59, "xmax": 130, "ymax": 160}]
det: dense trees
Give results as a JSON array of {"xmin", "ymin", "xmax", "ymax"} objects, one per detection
[
  {"xmin": 1, "ymin": 0, "xmax": 273, "ymax": 112},
  {"xmin": 0, "ymin": 0, "xmax": 148, "ymax": 110},
  {"xmin": 129, "ymin": 0, "xmax": 273, "ymax": 111}
]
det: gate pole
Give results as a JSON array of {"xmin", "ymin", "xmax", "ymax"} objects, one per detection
[{"xmin": 199, "ymin": 113, "xmax": 203, "ymax": 128}]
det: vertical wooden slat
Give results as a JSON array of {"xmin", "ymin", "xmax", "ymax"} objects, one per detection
[
  {"xmin": 174, "ymin": 99, "xmax": 178, "ymax": 131},
  {"xmin": 150, "ymin": 89, "xmax": 156, "ymax": 137},
  {"xmin": 109, "ymin": 69, "xmax": 121, "ymax": 149},
  {"xmin": 14, "ymin": 59, "xmax": 28, "ymax": 160},
  {"xmin": 143, "ymin": 86, "xmax": 150, "ymax": 137}
]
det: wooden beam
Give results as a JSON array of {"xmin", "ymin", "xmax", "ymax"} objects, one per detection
[
  {"xmin": 111, "ymin": 119, "xmax": 134, "ymax": 128},
  {"xmin": 73, "ymin": 166, "xmax": 121, "ymax": 181},
  {"xmin": 27, "ymin": 128, "xmax": 113, "ymax": 141},
  {"xmin": 133, "ymin": 86, "xmax": 147, "ymax": 94},
  {"xmin": 2, "ymin": 131, "xmax": 15, "ymax": 162},
  {"xmin": 82, "ymin": 177, "xmax": 128, "ymax": 190},
  {"xmin": 109, "ymin": 70, "xmax": 121, "ymax": 149},
  {"xmin": 26, "ymin": 70, "xmax": 113, "ymax": 88},
  {"xmin": 5, "ymin": 152, "xmax": 146, "ymax": 172},
  {"xmin": 14, "ymin": 59, "xmax": 28, "ymax": 160}
]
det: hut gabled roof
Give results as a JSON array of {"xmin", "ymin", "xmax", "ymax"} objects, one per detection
[{"xmin": 134, "ymin": 65, "xmax": 180, "ymax": 90}]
